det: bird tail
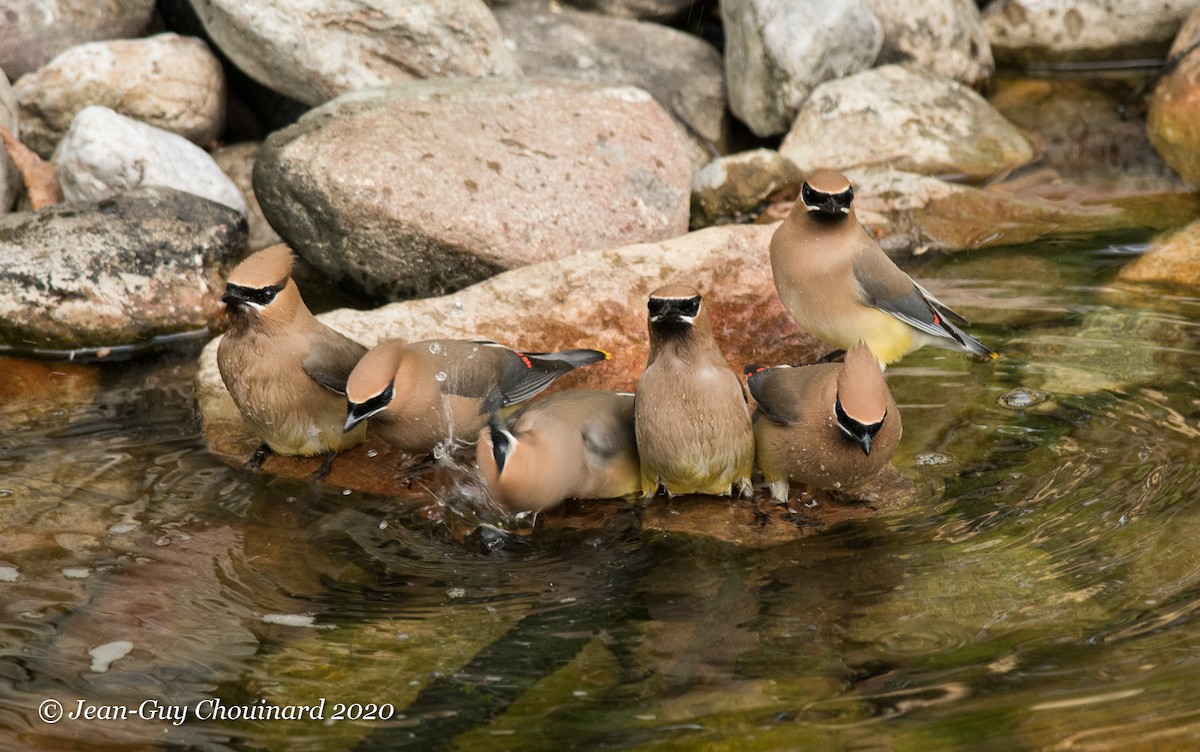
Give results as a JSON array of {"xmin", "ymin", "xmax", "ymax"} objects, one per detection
[
  {"xmin": 943, "ymin": 319, "xmax": 998, "ymax": 361},
  {"xmin": 524, "ymin": 348, "xmax": 610, "ymax": 368}
]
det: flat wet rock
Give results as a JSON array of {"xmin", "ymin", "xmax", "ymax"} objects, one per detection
[
  {"xmin": 760, "ymin": 167, "xmax": 1200, "ymax": 257},
  {"xmin": 0, "ymin": 187, "xmax": 245, "ymax": 352},
  {"xmin": 253, "ymin": 78, "xmax": 693, "ymax": 301},
  {"xmin": 196, "ymin": 224, "xmax": 919, "ymax": 543}
]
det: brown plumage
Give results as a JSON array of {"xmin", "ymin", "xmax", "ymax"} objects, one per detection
[
  {"xmin": 344, "ymin": 339, "xmax": 609, "ymax": 456},
  {"xmin": 476, "ymin": 390, "xmax": 640, "ymax": 513},
  {"xmin": 634, "ymin": 284, "xmax": 754, "ymax": 497},
  {"xmin": 217, "ymin": 244, "xmax": 368, "ymax": 465},
  {"xmin": 770, "ymin": 169, "xmax": 995, "ymax": 365},
  {"xmin": 747, "ymin": 341, "xmax": 902, "ymax": 501}
]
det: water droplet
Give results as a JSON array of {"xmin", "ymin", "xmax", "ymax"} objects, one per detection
[
  {"xmin": 435, "ymin": 371, "xmax": 448, "ymax": 382},
  {"xmin": 429, "ymin": 342, "xmax": 441, "ymax": 354},
  {"xmin": 366, "ymin": 449, "xmax": 378, "ymax": 458},
  {"xmin": 452, "ymin": 301, "xmax": 464, "ymax": 316},
  {"xmin": 998, "ymin": 387, "xmax": 1051, "ymax": 410},
  {"xmin": 379, "ymin": 520, "xmax": 389, "ymax": 530}
]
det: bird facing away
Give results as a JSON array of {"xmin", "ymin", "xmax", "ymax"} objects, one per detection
[
  {"xmin": 217, "ymin": 244, "xmax": 369, "ymax": 469},
  {"xmin": 747, "ymin": 341, "xmax": 902, "ymax": 501},
  {"xmin": 634, "ymin": 284, "xmax": 755, "ymax": 498},
  {"xmin": 770, "ymin": 169, "xmax": 996, "ymax": 365},
  {"xmin": 343, "ymin": 339, "xmax": 609, "ymax": 456},
  {"xmin": 476, "ymin": 390, "xmax": 640, "ymax": 513}
]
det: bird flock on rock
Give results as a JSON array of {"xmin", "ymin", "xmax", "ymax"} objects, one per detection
[{"xmin": 217, "ymin": 170, "xmax": 997, "ymax": 514}]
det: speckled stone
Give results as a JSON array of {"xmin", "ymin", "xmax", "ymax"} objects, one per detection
[
  {"xmin": 0, "ymin": 187, "xmax": 245, "ymax": 351},
  {"xmin": 253, "ymin": 78, "xmax": 693, "ymax": 301},
  {"xmin": 15, "ymin": 33, "xmax": 226, "ymax": 159}
]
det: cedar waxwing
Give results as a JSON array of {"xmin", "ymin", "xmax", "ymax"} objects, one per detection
[
  {"xmin": 343, "ymin": 339, "xmax": 609, "ymax": 456},
  {"xmin": 770, "ymin": 169, "xmax": 996, "ymax": 365},
  {"xmin": 634, "ymin": 284, "xmax": 755, "ymax": 498},
  {"xmin": 747, "ymin": 341, "xmax": 902, "ymax": 501},
  {"xmin": 217, "ymin": 244, "xmax": 368, "ymax": 472},
  {"xmin": 476, "ymin": 390, "xmax": 640, "ymax": 513}
]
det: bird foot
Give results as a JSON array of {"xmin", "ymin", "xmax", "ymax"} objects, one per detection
[
  {"xmin": 242, "ymin": 443, "xmax": 272, "ymax": 471},
  {"xmin": 309, "ymin": 452, "xmax": 338, "ymax": 482}
]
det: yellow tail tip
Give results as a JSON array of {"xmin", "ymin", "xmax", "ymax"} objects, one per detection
[{"xmin": 599, "ymin": 349, "xmax": 612, "ymax": 360}]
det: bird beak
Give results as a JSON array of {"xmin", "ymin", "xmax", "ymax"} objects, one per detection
[
  {"xmin": 344, "ymin": 402, "xmax": 378, "ymax": 433},
  {"xmin": 856, "ymin": 432, "xmax": 873, "ymax": 457},
  {"xmin": 221, "ymin": 286, "xmax": 248, "ymax": 307}
]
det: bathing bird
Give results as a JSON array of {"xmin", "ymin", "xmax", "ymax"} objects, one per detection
[
  {"xmin": 634, "ymin": 284, "xmax": 754, "ymax": 498},
  {"xmin": 770, "ymin": 169, "xmax": 996, "ymax": 365},
  {"xmin": 747, "ymin": 341, "xmax": 902, "ymax": 501}
]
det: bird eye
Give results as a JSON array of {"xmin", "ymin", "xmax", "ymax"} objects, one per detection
[
  {"xmin": 675, "ymin": 296, "xmax": 701, "ymax": 318},
  {"xmin": 800, "ymin": 181, "xmax": 821, "ymax": 209},
  {"xmin": 832, "ymin": 186, "xmax": 854, "ymax": 210}
]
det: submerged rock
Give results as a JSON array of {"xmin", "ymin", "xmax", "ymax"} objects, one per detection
[
  {"xmin": 494, "ymin": 3, "xmax": 728, "ymax": 168},
  {"xmin": 779, "ymin": 65, "xmax": 1036, "ymax": 181},
  {"xmin": 0, "ymin": 187, "xmax": 245, "ymax": 352},
  {"xmin": 254, "ymin": 79, "xmax": 692, "ymax": 301},
  {"xmin": 54, "ymin": 106, "xmax": 247, "ymax": 214},
  {"xmin": 0, "ymin": 0, "xmax": 156, "ymax": 79},
  {"xmin": 190, "ymin": 0, "xmax": 520, "ymax": 107},
  {"xmin": 14, "ymin": 33, "xmax": 227, "ymax": 159},
  {"xmin": 197, "ymin": 223, "xmax": 822, "ymax": 488},
  {"xmin": 865, "ymin": 0, "xmax": 993, "ymax": 88},
  {"xmin": 1148, "ymin": 9, "xmax": 1200, "ymax": 187},
  {"xmin": 720, "ymin": 0, "xmax": 883, "ymax": 137},
  {"xmin": 982, "ymin": 0, "xmax": 1200, "ymax": 65},
  {"xmin": 1117, "ymin": 219, "xmax": 1200, "ymax": 293}
]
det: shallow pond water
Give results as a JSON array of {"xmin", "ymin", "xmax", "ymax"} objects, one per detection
[{"xmin": 1, "ymin": 236, "xmax": 1198, "ymax": 751}]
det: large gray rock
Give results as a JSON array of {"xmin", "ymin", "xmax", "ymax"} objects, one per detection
[
  {"xmin": 0, "ymin": 188, "xmax": 245, "ymax": 351},
  {"xmin": 191, "ymin": 0, "xmax": 521, "ymax": 107},
  {"xmin": 254, "ymin": 79, "xmax": 693, "ymax": 301},
  {"xmin": 494, "ymin": 3, "xmax": 727, "ymax": 168},
  {"xmin": 983, "ymin": 0, "xmax": 1200, "ymax": 64},
  {"xmin": 0, "ymin": 0, "xmax": 156, "ymax": 79},
  {"xmin": 779, "ymin": 64, "xmax": 1036, "ymax": 181},
  {"xmin": 53, "ymin": 105, "xmax": 247, "ymax": 214},
  {"xmin": 721, "ymin": 0, "xmax": 883, "ymax": 137},
  {"xmin": 866, "ymin": 0, "xmax": 993, "ymax": 87},
  {"xmin": 15, "ymin": 33, "xmax": 227, "ymax": 159},
  {"xmin": 212, "ymin": 142, "xmax": 282, "ymax": 252},
  {"xmin": 0, "ymin": 66, "xmax": 19, "ymax": 213}
]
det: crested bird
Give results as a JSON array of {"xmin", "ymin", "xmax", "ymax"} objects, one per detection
[
  {"xmin": 747, "ymin": 341, "xmax": 902, "ymax": 501},
  {"xmin": 634, "ymin": 284, "xmax": 755, "ymax": 498},
  {"xmin": 476, "ymin": 389, "xmax": 640, "ymax": 513},
  {"xmin": 770, "ymin": 169, "xmax": 996, "ymax": 365},
  {"xmin": 217, "ymin": 243, "xmax": 368, "ymax": 475},
  {"xmin": 343, "ymin": 339, "xmax": 608, "ymax": 456}
]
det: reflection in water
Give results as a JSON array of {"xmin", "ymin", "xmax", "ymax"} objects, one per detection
[{"xmin": 0, "ymin": 242, "xmax": 1198, "ymax": 749}]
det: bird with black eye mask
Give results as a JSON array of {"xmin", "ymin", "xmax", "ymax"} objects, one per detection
[
  {"xmin": 746, "ymin": 341, "xmax": 902, "ymax": 501},
  {"xmin": 217, "ymin": 244, "xmax": 369, "ymax": 477}
]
